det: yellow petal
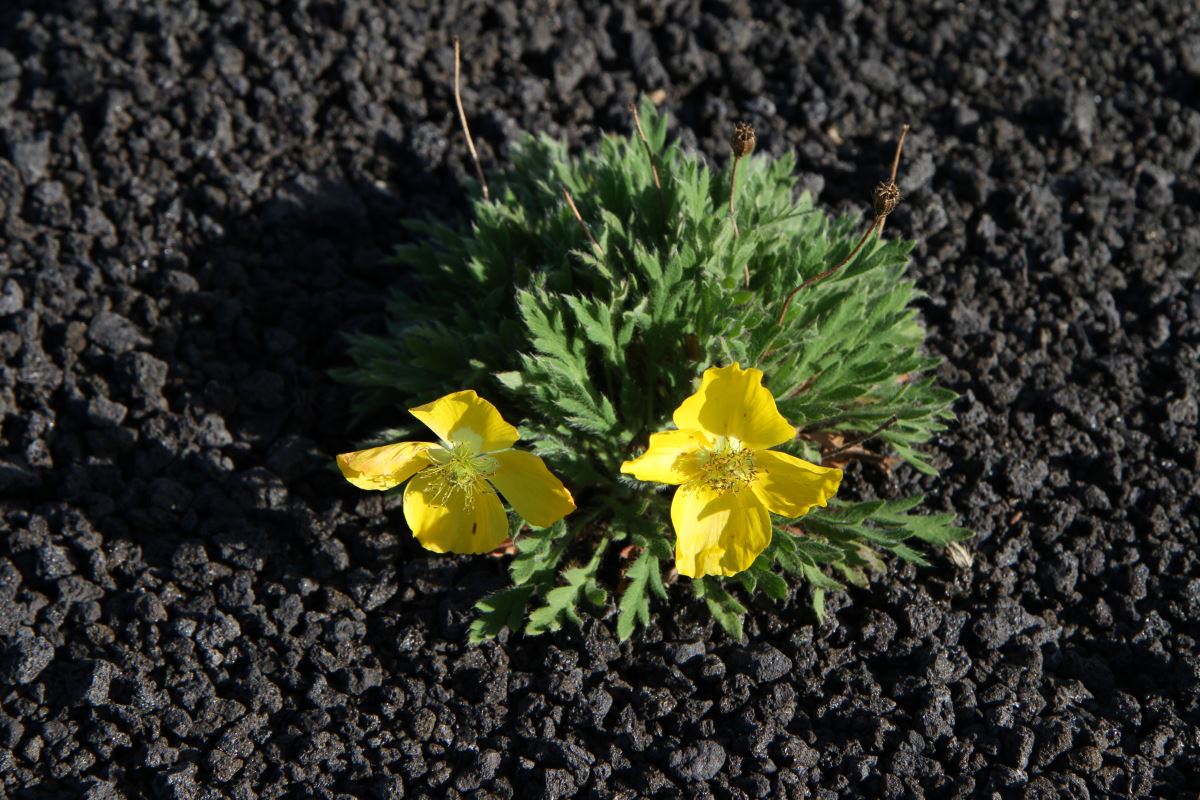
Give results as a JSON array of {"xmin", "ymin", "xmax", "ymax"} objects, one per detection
[
  {"xmin": 670, "ymin": 482, "xmax": 771, "ymax": 578},
  {"xmin": 336, "ymin": 441, "xmax": 434, "ymax": 491},
  {"xmin": 488, "ymin": 450, "xmax": 575, "ymax": 527},
  {"xmin": 672, "ymin": 363, "xmax": 795, "ymax": 450},
  {"xmin": 620, "ymin": 429, "xmax": 709, "ymax": 485},
  {"xmin": 402, "ymin": 470, "xmax": 509, "ymax": 554},
  {"xmin": 751, "ymin": 449, "xmax": 842, "ymax": 518},
  {"xmin": 409, "ymin": 390, "xmax": 519, "ymax": 452}
]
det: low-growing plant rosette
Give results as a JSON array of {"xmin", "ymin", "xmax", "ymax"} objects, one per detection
[{"xmin": 334, "ymin": 99, "xmax": 970, "ymax": 641}]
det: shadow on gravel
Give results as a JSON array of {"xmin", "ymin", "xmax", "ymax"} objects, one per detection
[
  {"xmin": 22, "ymin": 156, "xmax": 498, "ymax": 636},
  {"xmin": 88, "ymin": 171, "xmax": 452, "ymax": 532},
  {"xmin": 7, "ymin": 149, "xmax": 508, "ymax": 789}
]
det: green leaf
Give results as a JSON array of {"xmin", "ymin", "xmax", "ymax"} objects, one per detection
[
  {"xmin": 756, "ymin": 568, "xmax": 789, "ymax": 602},
  {"xmin": 698, "ymin": 578, "xmax": 746, "ymax": 640},
  {"xmin": 800, "ymin": 562, "xmax": 844, "ymax": 593},
  {"xmin": 525, "ymin": 539, "xmax": 609, "ymax": 636},
  {"xmin": 889, "ymin": 440, "xmax": 941, "ymax": 475},
  {"xmin": 836, "ymin": 564, "xmax": 870, "ymax": 588},
  {"xmin": 812, "ymin": 588, "xmax": 827, "ymax": 623},
  {"xmin": 793, "ymin": 537, "xmax": 845, "ymax": 564},
  {"xmin": 510, "ymin": 523, "xmax": 564, "ymax": 586},
  {"xmin": 617, "ymin": 547, "xmax": 663, "ymax": 641},
  {"xmin": 888, "ymin": 542, "xmax": 932, "ymax": 566},
  {"xmin": 565, "ymin": 294, "xmax": 619, "ymax": 358},
  {"xmin": 494, "ymin": 370, "xmax": 525, "ymax": 390},
  {"xmin": 469, "ymin": 586, "xmax": 535, "ymax": 643}
]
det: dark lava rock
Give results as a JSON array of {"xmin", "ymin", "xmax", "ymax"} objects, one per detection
[
  {"xmin": 1, "ymin": 631, "xmax": 54, "ymax": 685},
  {"xmin": 669, "ymin": 740, "xmax": 727, "ymax": 781},
  {"xmin": 26, "ymin": 181, "xmax": 71, "ymax": 227},
  {"xmin": 113, "ymin": 351, "xmax": 169, "ymax": 408},
  {"xmin": 87, "ymin": 312, "xmax": 149, "ymax": 354},
  {"xmin": 70, "ymin": 659, "xmax": 113, "ymax": 706},
  {"xmin": 9, "ymin": 137, "xmax": 49, "ymax": 185},
  {"xmin": 733, "ymin": 642, "xmax": 793, "ymax": 682}
]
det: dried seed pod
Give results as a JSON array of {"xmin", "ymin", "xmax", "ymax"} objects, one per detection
[
  {"xmin": 873, "ymin": 180, "xmax": 900, "ymax": 217},
  {"xmin": 731, "ymin": 122, "xmax": 756, "ymax": 158}
]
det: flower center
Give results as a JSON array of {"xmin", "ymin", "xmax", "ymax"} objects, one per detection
[
  {"xmin": 425, "ymin": 440, "xmax": 498, "ymax": 509},
  {"xmin": 695, "ymin": 436, "xmax": 756, "ymax": 494}
]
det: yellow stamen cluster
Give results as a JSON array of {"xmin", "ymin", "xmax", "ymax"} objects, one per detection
[
  {"xmin": 695, "ymin": 437, "xmax": 757, "ymax": 494},
  {"xmin": 425, "ymin": 444, "xmax": 498, "ymax": 509}
]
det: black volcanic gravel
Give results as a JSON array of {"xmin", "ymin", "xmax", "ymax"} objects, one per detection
[{"xmin": 2, "ymin": 1, "xmax": 1199, "ymax": 797}]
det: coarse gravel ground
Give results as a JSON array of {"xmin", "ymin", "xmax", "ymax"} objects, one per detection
[{"xmin": 1, "ymin": 0, "xmax": 1198, "ymax": 798}]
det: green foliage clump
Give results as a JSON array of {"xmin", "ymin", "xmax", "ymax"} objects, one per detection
[{"xmin": 333, "ymin": 100, "xmax": 968, "ymax": 641}]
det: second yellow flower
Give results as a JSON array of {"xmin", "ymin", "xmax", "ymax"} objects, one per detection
[{"xmin": 622, "ymin": 364, "xmax": 842, "ymax": 578}]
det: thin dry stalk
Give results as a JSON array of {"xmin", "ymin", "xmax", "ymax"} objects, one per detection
[
  {"xmin": 889, "ymin": 125, "xmax": 910, "ymax": 182},
  {"xmin": 728, "ymin": 156, "xmax": 743, "ymax": 240},
  {"xmin": 629, "ymin": 102, "xmax": 666, "ymax": 221},
  {"xmin": 823, "ymin": 415, "xmax": 899, "ymax": 458},
  {"xmin": 453, "ymin": 37, "xmax": 490, "ymax": 202},
  {"xmin": 730, "ymin": 156, "xmax": 752, "ymax": 286},
  {"xmin": 878, "ymin": 124, "xmax": 909, "ymax": 236},
  {"xmin": 776, "ymin": 219, "xmax": 881, "ymax": 324},
  {"xmin": 562, "ymin": 186, "xmax": 603, "ymax": 256},
  {"xmin": 728, "ymin": 122, "xmax": 756, "ymax": 280},
  {"xmin": 776, "ymin": 124, "xmax": 911, "ymax": 326}
]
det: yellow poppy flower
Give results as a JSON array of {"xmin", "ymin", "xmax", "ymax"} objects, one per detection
[
  {"xmin": 621, "ymin": 364, "xmax": 842, "ymax": 578},
  {"xmin": 337, "ymin": 390, "xmax": 575, "ymax": 554}
]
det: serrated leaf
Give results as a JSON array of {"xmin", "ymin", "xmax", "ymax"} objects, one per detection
[
  {"xmin": 793, "ymin": 537, "xmax": 845, "ymax": 564},
  {"xmin": 565, "ymin": 295, "xmax": 619, "ymax": 357},
  {"xmin": 469, "ymin": 586, "xmax": 535, "ymax": 643},
  {"xmin": 699, "ymin": 578, "xmax": 746, "ymax": 640},
  {"xmin": 888, "ymin": 542, "xmax": 932, "ymax": 565},
  {"xmin": 525, "ymin": 540, "xmax": 608, "ymax": 636},
  {"xmin": 888, "ymin": 441, "xmax": 940, "ymax": 476},
  {"xmin": 617, "ymin": 548, "xmax": 660, "ymax": 641},
  {"xmin": 800, "ymin": 562, "xmax": 844, "ymax": 593},
  {"xmin": 510, "ymin": 522, "xmax": 567, "ymax": 585}
]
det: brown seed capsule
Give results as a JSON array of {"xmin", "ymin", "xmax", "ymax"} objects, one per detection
[
  {"xmin": 873, "ymin": 180, "xmax": 900, "ymax": 217},
  {"xmin": 731, "ymin": 122, "xmax": 756, "ymax": 158}
]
